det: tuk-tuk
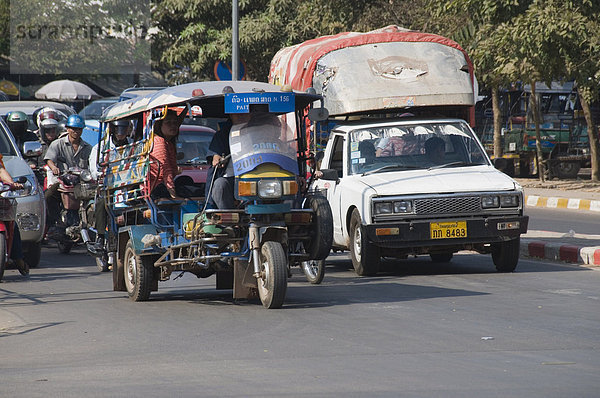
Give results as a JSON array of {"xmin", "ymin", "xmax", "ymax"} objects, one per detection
[{"xmin": 99, "ymin": 81, "xmax": 333, "ymax": 308}]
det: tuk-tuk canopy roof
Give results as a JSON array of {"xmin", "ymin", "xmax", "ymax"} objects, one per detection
[{"xmin": 101, "ymin": 81, "xmax": 322, "ymax": 122}]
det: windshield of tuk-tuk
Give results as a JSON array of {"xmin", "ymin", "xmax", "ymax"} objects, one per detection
[
  {"xmin": 348, "ymin": 121, "xmax": 490, "ymax": 175},
  {"xmin": 229, "ymin": 112, "xmax": 298, "ymax": 176}
]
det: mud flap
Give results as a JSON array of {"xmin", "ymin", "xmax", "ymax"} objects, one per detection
[{"xmin": 233, "ymin": 259, "xmax": 258, "ymax": 299}]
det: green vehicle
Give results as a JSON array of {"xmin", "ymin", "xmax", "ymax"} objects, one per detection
[{"xmin": 480, "ymin": 82, "xmax": 591, "ymax": 178}]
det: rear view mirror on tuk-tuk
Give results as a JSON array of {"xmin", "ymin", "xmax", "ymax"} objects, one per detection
[{"xmin": 307, "ymin": 107, "xmax": 329, "ymax": 122}]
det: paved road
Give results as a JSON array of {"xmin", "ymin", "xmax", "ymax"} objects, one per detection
[
  {"xmin": 525, "ymin": 206, "xmax": 600, "ymax": 235},
  {"xmin": 1, "ymin": 246, "xmax": 599, "ymax": 397}
]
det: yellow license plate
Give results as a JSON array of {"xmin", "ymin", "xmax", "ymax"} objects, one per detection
[{"xmin": 430, "ymin": 221, "xmax": 467, "ymax": 239}]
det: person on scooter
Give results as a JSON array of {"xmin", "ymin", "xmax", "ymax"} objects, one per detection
[
  {"xmin": 44, "ymin": 114, "xmax": 92, "ymax": 234},
  {"xmin": 6, "ymin": 111, "xmax": 40, "ymax": 168},
  {"xmin": 0, "ymin": 155, "xmax": 28, "ymax": 276},
  {"xmin": 88, "ymin": 120, "xmax": 133, "ymax": 253}
]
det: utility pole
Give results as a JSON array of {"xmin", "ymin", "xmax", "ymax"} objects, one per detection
[{"xmin": 232, "ymin": 0, "xmax": 239, "ymax": 81}]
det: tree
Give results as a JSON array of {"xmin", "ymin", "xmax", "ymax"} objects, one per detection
[
  {"xmin": 151, "ymin": 0, "xmax": 428, "ymax": 84},
  {"xmin": 427, "ymin": 0, "xmax": 532, "ymax": 163},
  {"xmin": 499, "ymin": 0, "xmax": 600, "ymax": 181}
]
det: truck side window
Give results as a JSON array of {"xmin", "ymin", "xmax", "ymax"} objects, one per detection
[{"xmin": 330, "ymin": 136, "xmax": 344, "ymax": 178}]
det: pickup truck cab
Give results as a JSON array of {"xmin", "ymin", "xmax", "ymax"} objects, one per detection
[{"xmin": 313, "ymin": 117, "xmax": 529, "ymax": 276}]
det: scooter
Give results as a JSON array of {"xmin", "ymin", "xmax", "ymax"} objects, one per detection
[
  {"xmin": 0, "ymin": 180, "xmax": 28, "ymax": 281},
  {"xmin": 49, "ymin": 168, "xmax": 96, "ymax": 254}
]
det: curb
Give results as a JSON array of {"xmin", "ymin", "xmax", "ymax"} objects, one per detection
[
  {"xmin": 521, "ymin": 239, "xmax": 600, "ymax": 266},
  {"xmin": 525, "ymin": 195, "xmax": 600, "ymax": 212}
]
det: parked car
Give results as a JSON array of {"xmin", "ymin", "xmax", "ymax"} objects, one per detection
[
  {"xmin": 176, "ymin": 124, "xmax": 215, "ymax": 192},
  {"xmin": 0, "ymin": 100, "xmax": 75, "ymax": 133},
  {"xmin": 0, "ymin": 117, "xmax": 46, "ymax": 267}
]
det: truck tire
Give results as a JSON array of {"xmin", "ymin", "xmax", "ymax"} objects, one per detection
[
  {"xmin": 349, "ymin": 209, "xmax": 380, "ymax": 276},
  {"xmin": 492, "ymin": 237, "xmax": 520, "ymax": 272},
  {"xmin": 305, "ymin": 195, "xmax": 333, "ymax": 260},
  {"xmin": 301, "ymin": 259, "xmax": 325, "ymax": 284},
  {"xmin": 554, "ymin": 161, "xmax": 581, "ymax": 179}
]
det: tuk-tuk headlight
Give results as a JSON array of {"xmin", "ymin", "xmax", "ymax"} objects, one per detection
[{"xmin": 257, "ymin": 180, "xmax": 282, "ymax": 199}]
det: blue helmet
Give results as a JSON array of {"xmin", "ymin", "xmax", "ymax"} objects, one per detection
[{"xmin": 66, "ymin": 114, "xmax": 85, "ymax": 129}]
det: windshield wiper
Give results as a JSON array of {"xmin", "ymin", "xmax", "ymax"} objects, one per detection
[
  {"xmin": 428, "ymin": 161, "xmax": 481, "ymax": 170},
  {"xmin": 362, "ymin": 164, "xmax": 421, "ymax": 176}
]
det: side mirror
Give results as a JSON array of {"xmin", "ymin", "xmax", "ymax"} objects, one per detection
[
  {"xmin": 308, "ymin": 107, "xmax": 329, "ymax": 122},
  {"xmin": 22, "ymin": 141, "xmax": 43, "ymax": 158},
  {"xmin": 319, "ymin": 168, "xmax": 339, "ymax": 181}
]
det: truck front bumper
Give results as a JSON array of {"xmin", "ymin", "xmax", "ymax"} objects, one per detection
[{"xmin": 364, "ymin": 215, "xmax": 529, "ymax": 249}]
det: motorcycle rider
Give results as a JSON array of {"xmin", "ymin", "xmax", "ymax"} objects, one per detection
[
  {"xmin": 88, "ymin": 120, "xmax": 132, "ymax": 253},
  {"xmin": 6, "ymin": 111, "xmax": 40, "ymax": 168},
  {"xmin": 44, "ymin": 114, "xmax": 92, "ymax": 234}
]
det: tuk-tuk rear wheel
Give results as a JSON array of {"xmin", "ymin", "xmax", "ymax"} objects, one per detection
[
  {"xmin": 257, "ymin": 241, "xmax": 288, "ymax": 309},
  {"xmin": 123, "ymin": 240, "xmax": 153, "ymax": 301}
]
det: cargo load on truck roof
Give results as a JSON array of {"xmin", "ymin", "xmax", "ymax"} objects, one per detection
[{"xmin": 269, "ymin": 25, "xmax": 476, "ymax": 118}]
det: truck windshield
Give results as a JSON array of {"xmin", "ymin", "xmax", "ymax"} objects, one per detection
[{"xmin": 348, "ymin": 121, "xmax": 489, "ymax": 175}]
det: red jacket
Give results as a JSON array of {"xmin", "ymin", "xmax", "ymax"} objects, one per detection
[{"xmin": 149, "ymin": 135, "xmax": 177, "ymax": 192}]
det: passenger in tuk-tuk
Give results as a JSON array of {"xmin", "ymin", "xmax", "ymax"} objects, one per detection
[
  {"xmin": 88, "ymin": 120, "xmax": 133, "ymax": 254},
  {"xmin": 148, "ymin": 109, "xmax": 203, "ymax": 200}
]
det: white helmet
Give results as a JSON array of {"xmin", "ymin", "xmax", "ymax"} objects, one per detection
[{"xmin": 40, "ymin": 118, "xmax": 59, "ymax": 129}]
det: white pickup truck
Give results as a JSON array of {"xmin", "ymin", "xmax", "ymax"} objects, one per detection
[
  {"xmin": 313, "ymin": 117, "xmax": 528, "ymax": 275},
  {"xmin": 270, "ymin": 25, "xmax": 529, "ymax": 275}
]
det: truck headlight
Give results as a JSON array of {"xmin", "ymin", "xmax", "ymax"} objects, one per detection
[
  {"xmin": 393, "ymin": 200, "xmax": 413, "ymax": 213},
  {"xmin": 374, "ymin": 202, "xmax": 393, "ymax": 215},
  {"xmin": 481, "ymin": 195, "xmax": 500, "ymax": 208},
  {"xmin": 257, "ymin": 180, "xmax": 282, "ymax": 199},
  {"xmin": 500, "ymin": 195, "xmax": 519, "ymax": 207}
]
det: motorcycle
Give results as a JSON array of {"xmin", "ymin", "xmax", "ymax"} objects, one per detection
[
  {"xmin": 0, "ymin": 180, "xmax": 28, "ymax": 281},
  {"xmin": 48, "ymin": 168, "xmax": 98, "ymax": 255}
]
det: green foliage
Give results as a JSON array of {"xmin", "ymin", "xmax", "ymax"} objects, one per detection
[{"xmin": 152, "ymin": 0, "xmax": 429, "ymax": 83}]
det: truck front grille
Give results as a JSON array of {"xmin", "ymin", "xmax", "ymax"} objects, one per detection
[{"xmin": 414, "ymin": 196, "xmax": 481, "ymax": 215}]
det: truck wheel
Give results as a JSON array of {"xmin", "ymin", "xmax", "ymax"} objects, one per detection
[
  {"xmin": 430, "ymin": 252, "xmax": 453, "ymax": 263},
  {"xmin": 492, "ymin": 237, "xmax": 520, "ymax": 272},
  {"xmin": 305, "ymin": 195, "xmax": 333, "ymax": 260},
  {"xmin": 349, "ymin": 209, "xmax": 380, "ymax": 276},
  {"xmin": 301, "ymin": 259, "xmax": 325, "ymax": 284},
  {"xmin": 57, "ymin": 241, "xmax": 73, "ymax": 254},
  {"xmin": 23, "ymin": 242, "xmax": 41, "ymax": 268},
  {"xmin": 0, "ymin": 233, "xmax": 6, "ymax": 281},
  {"xmin": 554, "ymin": 161, "xmax": 581, "ymax": 179},
  {"xmin": 123, "ymin": 240, "xmax": 153, "ymax": 301},
  {"xmin": 257, "ymin": 241, "xmax": 288, "ymax": 309}
]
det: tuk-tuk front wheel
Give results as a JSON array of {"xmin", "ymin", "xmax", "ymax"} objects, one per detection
[
  {"xmin": 257, "ymin": 241, "xmax": 288, "ymax": 309},
  {"xmin": 123, "ymin": 240, "xmax": 153, "ymax": 301}
]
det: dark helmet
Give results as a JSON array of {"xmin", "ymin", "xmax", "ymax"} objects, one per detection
[
  {"xmin": 109, "ymin": 120, "xmax": 131, "ymax": 136},
  {"xmin": 66, "ymin": 114, "xmax": 85, "ymax": 129},
  {"xmin": 6, "ymin": 110, "xmax": 29, "ymax": 136}
]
